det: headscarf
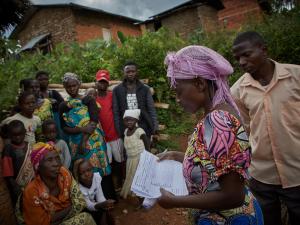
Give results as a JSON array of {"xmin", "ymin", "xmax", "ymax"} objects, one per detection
[
  {"xmin": 30, "ymin": 142, "xmax": 57, "ymax": 172},
  {"xmin": 62, "ymin": 72, "xmax": 81, "ymax": 84},
  {"xmin": 123, "ymin": 109, "xmax": 141, "ymax": 120},
  {"xmin": 164, "ymin": 45, "xmax": 239, "ymax": 114}
]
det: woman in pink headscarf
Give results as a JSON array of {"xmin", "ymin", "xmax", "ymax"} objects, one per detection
[{"xmin": 157, "ymin": 46, "xmax": 263, "ymax": 225}]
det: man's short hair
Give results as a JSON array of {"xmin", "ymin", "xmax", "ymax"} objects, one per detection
[
  {"xmin": 233, "ymin": 31, "xmax": 266, "ymax": 47},
  {"xmin": 123, "ymin": 61, "xmax": 138, "ymax": 69}
]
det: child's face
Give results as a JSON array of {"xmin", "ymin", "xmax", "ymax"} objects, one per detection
[
  {"xmin": 29, "ymin": 80, "xmax": 41, "ymax": 97},
  {"xmin": 86, "ymin": 89, "xmax": 97, "ymax": 99},
  {"xmin": 78, "ymin": 161, "xmax": 93, "ymax": 187},
  {"xmin": 10, "ymin": 126, "xmax": 26, "ymax": 145},
  {"xmin": 37, "ymin": 74, "xmax": 49, "ymax": 89},
  {"xmin": 123, "ymin": 117, "xmax": 137, "ymax": 130},
  {"xmin": 20, "ymin": 94, "xmax": 36, "ymax": 116},
  {"xmin": 43, "ymin": 124, "xmax": 57, "ymax": 141}
]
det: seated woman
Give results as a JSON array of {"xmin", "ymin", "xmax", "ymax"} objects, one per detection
[
  {"xmin": 157, "ymin": 46, "xmax": 263, "ymax": 225},
  {"xmin": 59, "ymin": 73, "xmax": 115, "ymax": 200},
  {"xmin": 20, "ymin": 142, "xmax": 96, "ymax": 225}
]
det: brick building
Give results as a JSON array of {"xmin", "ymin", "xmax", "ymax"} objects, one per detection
[
  {"xmin": 142, "ymin": 0, "xmax": 267, "ymax": 39},
  {"xmin": 11, "ymin": 3, "xmax": 142, "ymax": 52},
  {"xmin": 218, "ymin": 0, "xmax": 264, "ymax": 29},
  {"xmin": 141, "ymin": 0, "xmax": 224, "ymax": 39}
]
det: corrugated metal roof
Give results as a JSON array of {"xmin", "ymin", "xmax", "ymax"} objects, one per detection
[{"xmin": 19, "ymin": 33, "xmax": 50, "ymax": 51}]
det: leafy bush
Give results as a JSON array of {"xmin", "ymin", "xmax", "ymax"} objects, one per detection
[{"xmin": 1, "ymin": 8, "xmax": 300, "ymax": 134}]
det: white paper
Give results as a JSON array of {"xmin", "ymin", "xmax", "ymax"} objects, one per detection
[{"xmin": 131, "ymin": 150, "xmax": 188, "ymax": 199}]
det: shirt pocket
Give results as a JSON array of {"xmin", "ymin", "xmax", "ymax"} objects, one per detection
[{"xmin": 281, "ymin": 101, "xmax": 300, "ymax": 139}]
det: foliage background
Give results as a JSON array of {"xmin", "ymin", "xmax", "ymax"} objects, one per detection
[{"xmin": 1, "ymin": 7, "xmax": 300, "ymax": 141}]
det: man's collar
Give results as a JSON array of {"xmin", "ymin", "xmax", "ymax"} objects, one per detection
[{"xmin": 240, "ymin": 60, "xmax": 291, "ymax": 87}]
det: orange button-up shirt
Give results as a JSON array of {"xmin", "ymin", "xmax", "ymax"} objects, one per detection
[{"xmin": 231, "ymin": 61, "xmax": 300, "ymax": 188}]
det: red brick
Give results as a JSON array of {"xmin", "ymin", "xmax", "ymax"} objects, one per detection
[
  {"xmin": 218, "ymin": 0, "xmax": 263, "ymax": 29},
  {"xmin": 16, "ymin": 6, "xmax": 141, "ymax": 47}
]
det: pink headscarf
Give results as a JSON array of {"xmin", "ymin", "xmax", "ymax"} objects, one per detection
[{"xmin": 164, "ymin": 45, "xmax": 239, "ymax": 114}]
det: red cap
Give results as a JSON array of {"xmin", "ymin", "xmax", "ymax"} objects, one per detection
[{"xmin": 96, "ymin": 70, "xmax": 110, "ymax": 82}]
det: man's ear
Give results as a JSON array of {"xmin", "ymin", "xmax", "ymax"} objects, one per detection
[
  {"xmin": 259, "ymin": 44, "xmax": 268, "ymax": 57},
  {"xmin": 194, "ymin": 77, "xmax": 206, "ymax": 92}
]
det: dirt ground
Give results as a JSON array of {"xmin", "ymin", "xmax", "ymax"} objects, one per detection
[
  {"xmin": 112, "ymin": 197, "xmax": 188, "ymax": 225},
  {"xmin": 112, "ymin": 135, "xmax": 190, "ymax": 225}
]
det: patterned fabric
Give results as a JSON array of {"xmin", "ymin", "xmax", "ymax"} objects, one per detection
[
  {"xmin": 183, "ymin": 110, "xmax": 263, "ymax": 225},
  {"xmin": 63, "ymin": 97, "xmax": 111, "ymax": 176},
  {"xmin": 15, "ymin": 143, "xmax": 34, "ymax": 188},
  {"xmin": 34, "ymin": 98, "xmax": 53, "ymax": 122},
  {"xmin": 2, "ymin": 143, "xmax": 34, "ymax": 189},
  {"xmin": 30, "ymin": 142, "xmax": 56, "ymax": 172},
  {"xmin": 21, "ymin": 167, "xmax": 96, "ymax": 225},
  {"xmin": 164, "ymin": 46, "xmax": 239, "ymax": 113}
]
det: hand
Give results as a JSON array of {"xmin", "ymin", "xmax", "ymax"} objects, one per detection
[
  {"xmin": 157, "ymin": 188, "xmax": 175, "ymax": 209},
  {"xmin": 81, "ymin": 123, "xmax": 96, "ymax": 134},
  {"xmin": 96, "ymin": 199, "xmax": 115, "ymax": 210}
]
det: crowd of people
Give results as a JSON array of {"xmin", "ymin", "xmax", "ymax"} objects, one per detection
[{"xmin": 0, "ymin": 31, "xmax": 299, "ymax": 225}]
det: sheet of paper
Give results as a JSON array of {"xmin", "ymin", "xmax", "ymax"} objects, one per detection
[{"xmin": 131, "ymin": 150, "xmax": 188, "ymax": 199}]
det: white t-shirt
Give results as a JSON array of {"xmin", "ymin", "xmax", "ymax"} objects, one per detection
[
  {"xmin": 126, "ymin": 93, "xmax": 138, "ymax": 110},
  {"xmin": 79, "ymin": 172, "xmax": 106, "ymax": 211},
  {"xmin": 1, "ymin": 113, "xmax": 41, "ymax": 144}
]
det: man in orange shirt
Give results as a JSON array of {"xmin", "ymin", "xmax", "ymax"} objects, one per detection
[{"xmin": 231, "ymin": 31, "xmax": 300, "ymax": 225}]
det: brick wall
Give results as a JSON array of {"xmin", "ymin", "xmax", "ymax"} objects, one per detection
[
  {"xmin": 16, "ymin": 7, "xmax": 76, "ymax": 46},
  {"xmin": 218, "ymin": 0, "xmax": 263, "ymax": 29},
  {"xmin": 197, "ymin": 5, "xmax": 219, "ymax": 33},
  {"xmin": 145, "ymin": 4, "xmax": 218, "ymax": 39},
  {"xmin": 150, "ymin": 7, "xmax": 201, "ymax": 39},
  {"xmin": 73, "ymin": 9, "xmax": 141, "ymax": 44}
]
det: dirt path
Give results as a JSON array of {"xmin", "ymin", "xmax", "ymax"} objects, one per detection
[
  {"xmin": 113, "ymin": 197, "xmax": 188, "ymax": 225},
  {"xmin": 112, "ymin": 134, "xmax": 190, "ymax": 225}
]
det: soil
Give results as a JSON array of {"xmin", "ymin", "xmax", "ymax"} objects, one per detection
[
  {"xmin": 112, "ymin": 197, "xmax": 189, "ymax": 225},
  {"xmin": 112, "ymin": 134, "xmax": 190, "ymax": 225}
]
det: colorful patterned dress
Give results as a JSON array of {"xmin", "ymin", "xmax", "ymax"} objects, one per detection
[
  {"xmin": 19, "ymin": 167, "xmax": 96, "ymax": 225},
  {"xmin": 62, "ymin": 97, "xmax": 111, "ymax": 176},
  {"xmin": 34, "ymin": 98, "xmax": 54, "ymax": 122},
  {"xmin": 183, "ymin": 110, "xmax": 263, "ymax": 225}
]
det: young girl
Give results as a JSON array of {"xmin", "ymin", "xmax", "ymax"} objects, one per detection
[
  {"xmin": 21, "ymin": 78, "xmax": 54, "ymax": 122},
  {"xmin": 2, "ymin": 120, "xmax": 34, "ymax": 204},
  {"xmin": 42, "ymin": 119, "xmax": 71, "ymax": 168},
  {"xmin": 120, "ymin": 109, "xmax": 150, "ymax": 199},
  {"xmin": 1, "ymin": 91, "xmax": 41, "ymax": 144},
  {"xmin": 73, "ymin": 159, "xmax": 116, "ymax": 225}
]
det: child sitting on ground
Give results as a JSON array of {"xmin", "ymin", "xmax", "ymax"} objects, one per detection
[
  {"xmin": 120, "ymin": 109, "xmax": 150, "ymax": 200},
  {"xmin": 73, "ymin": 159, "xmax": 116, "ymax": 225},
  {"xmin": 2, "ymin": 120, "xmax": 34, "ymax": 204},
  {"xmin": 42, "ymin": 119, "xmax": 71, "ymax": 168}
]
